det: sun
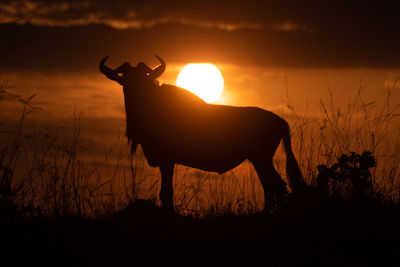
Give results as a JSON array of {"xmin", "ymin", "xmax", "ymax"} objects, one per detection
[{"xmin": 176, "ymin": 63, "xmax": 224, "ymax": 103}]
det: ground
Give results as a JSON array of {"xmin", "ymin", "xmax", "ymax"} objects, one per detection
[{"xmin": 2, "ymin": 198, "xmax": 399, "ymax": 266}]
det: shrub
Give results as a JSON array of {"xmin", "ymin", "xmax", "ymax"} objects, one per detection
[{"xmin": 316, "ymin": 151, "xmax": 378, "ymax": 199}]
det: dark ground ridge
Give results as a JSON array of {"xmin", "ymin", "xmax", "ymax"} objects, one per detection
[{"xmin": 2, "ymin": 198, "xmax": 399, "ymax": 266}]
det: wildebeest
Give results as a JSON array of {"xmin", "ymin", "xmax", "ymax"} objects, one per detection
[{"xmin": 99, "ymin": 55, "xmax": 306, "ymax": 213}]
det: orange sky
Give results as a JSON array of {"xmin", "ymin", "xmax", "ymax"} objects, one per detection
[{"xmin": 1, "ymin": 1, "xmax": 399, "ymax": 118}]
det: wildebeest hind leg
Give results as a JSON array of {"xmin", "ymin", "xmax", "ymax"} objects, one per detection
[
  {"xmin": 251, "ymin": 159, "xmax": 288, "ymax": 213},
  {"xmin": 159, "ymin": 163, "xmax": 175, "ymax": 212}
]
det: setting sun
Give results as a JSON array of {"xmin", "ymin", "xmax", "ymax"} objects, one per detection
[{"xmin": 176, "ymin": 63, "xmax": 224, "ymax": 103}]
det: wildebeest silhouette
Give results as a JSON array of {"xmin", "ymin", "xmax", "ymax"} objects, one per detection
[{"xmin": 99, "ymin": 56, "xmax": 306, "ymax": 213}]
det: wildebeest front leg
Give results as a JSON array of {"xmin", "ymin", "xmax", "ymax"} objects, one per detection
[{"xmin": 159, "ymin": 163, "xmax": 175, "ymax": 212}]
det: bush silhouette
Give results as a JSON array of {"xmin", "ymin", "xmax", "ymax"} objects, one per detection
[{"xmin": 316, "ymin": 151, "xmax": 377, "ymax": 199}]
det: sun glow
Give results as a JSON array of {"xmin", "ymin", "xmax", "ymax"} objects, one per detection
[{"xmin": 176, "ymin": 63, "xmax": 224, "ymax": 103}]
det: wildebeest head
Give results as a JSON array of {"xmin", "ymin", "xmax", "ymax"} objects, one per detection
[
  {"xmin": 99, "ymin": 55, "xmax": 166, "ymax": 155},
  {"xmin": 99, "ymin": 55, "xmax": 166, "ymax": 88}
]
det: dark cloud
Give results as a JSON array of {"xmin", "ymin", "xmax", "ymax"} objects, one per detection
[
  {"xmin": 1, "ymin": 0, "xmax": 400, "ymax": 70},
  {"xmin": 0, "ymin": 0, "xmax": 267, "ymax": 30},
  {"xmin": 1, "ymin": 0, "xmax": 398, "ymax": 34}
]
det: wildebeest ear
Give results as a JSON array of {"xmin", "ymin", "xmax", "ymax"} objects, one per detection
[{"xmin": 136, "ymin": 62, "xmax": 152, "ymax": 74}]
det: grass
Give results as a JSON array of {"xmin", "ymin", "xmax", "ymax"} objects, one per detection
[
  {"xmin": 1, "ymin": 77, "xmax": 399, "ymax": 217},
  {"xmin": 1, "ymin": 78, "xmax": 400, "ymax": 265}
]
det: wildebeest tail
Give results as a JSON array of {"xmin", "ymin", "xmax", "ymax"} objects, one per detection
[{"xmin": 282, "ymin": 121, "xmax": 307, "ymax": 193}]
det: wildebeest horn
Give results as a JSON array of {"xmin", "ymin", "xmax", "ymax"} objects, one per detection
[
  {"xmin": 99, "ymin": 56, "xmax": 113, "ymax": 75},
  {"xmin": 149, "ymin": 55, "xmax": 166, "ymax": 79},
  {"xmin": 99, "ymin": 56, "xmax": 122, "ymax": 83}
]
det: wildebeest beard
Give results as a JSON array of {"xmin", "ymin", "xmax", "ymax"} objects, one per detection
[
  {"xmin": 123, "ymin": 80, "xmax": 155, "ymax": 155},
  {"xmin": 124, "ymin": 90, "xmax": 139, "ymax": 154}
]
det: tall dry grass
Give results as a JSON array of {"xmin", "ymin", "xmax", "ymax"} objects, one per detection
[
  {"xmin": 281, "ymin": 77, "xmax": 400, "ymax": 201},
  {"xmin": 0, "ymin": 78, "xmax": 399, "ymax": 218}
]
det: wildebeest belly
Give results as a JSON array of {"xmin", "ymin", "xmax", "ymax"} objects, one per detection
[
  {"xmin": 138, "ymin": 105, "xmax": 283, "ymax": 172},
  {"xmin": 141, "ymin": 140, "xmax": 249, "ymax": 173}
]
